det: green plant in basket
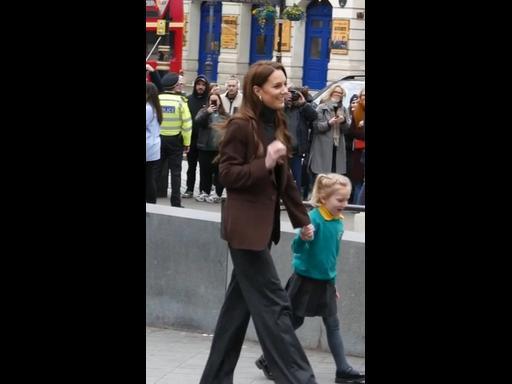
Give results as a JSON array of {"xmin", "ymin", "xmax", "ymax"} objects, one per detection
[
  {"xmin": 252, "ymin": 4, "xmax": 277, "ymax": 29},
  {"xmin": 282, "ymin": 4, "xmax": 305, "ymax": 21}
]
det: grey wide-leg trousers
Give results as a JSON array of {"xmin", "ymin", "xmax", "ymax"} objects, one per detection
[{"xmin": 199, "ymin": 247, "xmax": 317, "ymax": 384}]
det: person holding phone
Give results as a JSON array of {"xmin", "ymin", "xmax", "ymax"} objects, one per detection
[
  {"xmin": 193, "ymin": 93, "xmax": 228, "ymax": 203},
  {"xmin": 308, "ymin": 85, "xmax": 350, "ymax": 181},
  {"xmin": 348, "ymin": 88, "xmax": 365, "ymax": 203},
  {"xmin": 284, "ymin": 87, "xmax": 318, "ymax": 195}
]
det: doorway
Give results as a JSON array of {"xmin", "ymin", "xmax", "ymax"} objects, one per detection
[{"xmin": 303, "ymin": 1, "xmax": 332, "ymax": 89}]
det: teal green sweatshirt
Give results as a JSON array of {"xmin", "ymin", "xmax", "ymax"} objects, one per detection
[{"xmin": 291, "ymin": 206, "xmax": 344, "ymax": 281}]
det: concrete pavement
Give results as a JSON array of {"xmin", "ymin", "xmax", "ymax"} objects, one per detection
[
  {"xmin": 146, "ymin": 326, "xmax": 365, "ymax": 384},
  {"xmin": 149, "ymin": 164, "xmax": 365, "ymax": 384}
]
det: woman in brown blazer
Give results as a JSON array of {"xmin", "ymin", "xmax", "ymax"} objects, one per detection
[{"xmin": 199, "ymin": 61, "xmax": 317, "ymax": 384}]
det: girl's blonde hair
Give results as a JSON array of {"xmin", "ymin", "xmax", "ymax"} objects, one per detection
[{"xmin": 310, "ymin": 173, "xmax": 352, "ymax": 207}]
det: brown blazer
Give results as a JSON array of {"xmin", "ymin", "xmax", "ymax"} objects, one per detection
[{"xmin": 219, "ymin": 117, "xmax": 310, "ymax": 250}]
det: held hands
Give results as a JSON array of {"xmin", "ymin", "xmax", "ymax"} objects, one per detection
[
  {"xmin": 146, "ymin": 64, "xmax": 154, "ymax": 72},
  {"xmin": 265, "ymin": 140, "xmax": 287, "ymax": 169},
  {"xmin": 300, "ymin": 224, "xmax": 315, "ymax": 241}
]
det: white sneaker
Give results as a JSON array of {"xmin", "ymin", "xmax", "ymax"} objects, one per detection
[
  {"xmin": 195, "ymin": 191, "xmax": 209, "ymax": 202},
  {"xmin": 206, "ymin": 192, "xmax": 221, "ymax": 203}
]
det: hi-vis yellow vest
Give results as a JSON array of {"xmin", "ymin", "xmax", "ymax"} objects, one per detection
[{"xmin": 158, "ymin": 93, "xmax": 192, "ymax": 146}]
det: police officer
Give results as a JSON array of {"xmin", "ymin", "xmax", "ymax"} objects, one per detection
[{"xmin": 156, "ymin": 72, "xmax": 192, "ymax": 207}]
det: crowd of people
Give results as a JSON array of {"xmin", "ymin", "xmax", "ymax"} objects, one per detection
[
  {"xmin": 145, "ymin": 61, "xmax": 365, "ymax": 383},
  {"xmin": 146, "ymin": 65, "xmax": 365, "ymax": 207}
]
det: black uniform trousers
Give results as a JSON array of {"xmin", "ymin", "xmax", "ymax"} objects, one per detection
[
  {"xmin": 199, "ymin": 247, "xmax": 317, "ymax": 384},
  {"xmin": 186, "ymin": 140, "xmax": 199, "ymax": 193},
  {"xmin": 156, "ymin": 134, "xmax": 183, "ymax": 206}
]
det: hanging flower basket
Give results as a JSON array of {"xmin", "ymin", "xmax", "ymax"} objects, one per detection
[
  {"xmin": 252, "ymin": 5, "xmax": 277, "ymax": 29},
  {"xmin": 282, "ymin": 4, "xmax": 305, "ymax": 21}
]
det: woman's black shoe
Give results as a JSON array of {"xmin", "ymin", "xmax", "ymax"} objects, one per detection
[
  {"xmin": 335, "ymin": 367, "xmax": 365, "ymax": 383},
  {"xmin": 255, "ymin": 356, "xmax": 275, "ymax": 381}
]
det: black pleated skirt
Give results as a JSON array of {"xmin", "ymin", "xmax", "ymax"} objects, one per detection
[{"xmin": 285, "ymin": 273, "xmax": 337, "ymax": 317}]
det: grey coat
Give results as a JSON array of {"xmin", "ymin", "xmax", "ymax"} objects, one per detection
[{"xmin": 309, "ymin": 102, "xmax": 350, "ymax": 175}]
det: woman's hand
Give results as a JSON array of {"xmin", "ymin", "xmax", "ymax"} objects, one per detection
[
  {"xmin": 207, "ymin": 103, "xmax": 218, "ymax": 114},
  {"xmin": 265, "ymin": 140, "xmax": 287, "ymax": 169},
  {"xmin": 329, "ymin": 114, "xmax": 345, "ymax": 126}
]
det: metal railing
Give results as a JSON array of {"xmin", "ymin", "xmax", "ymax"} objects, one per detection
[{"xmin": 282, "ymin": 201, "xmax": 365, "ymax": 213}]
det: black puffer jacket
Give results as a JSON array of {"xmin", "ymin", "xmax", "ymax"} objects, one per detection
[
  {"xmin": 194, "ymin": 108, "xmax": 227, "ymax": 151},
  {"xmin": 285, "ymin": 101, "xmax": 318, "ymax": 155}
]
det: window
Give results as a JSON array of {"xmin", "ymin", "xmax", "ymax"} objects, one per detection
[{"xmin": 310, "ymin": 37, "xmax": 322, "ymax": 59}]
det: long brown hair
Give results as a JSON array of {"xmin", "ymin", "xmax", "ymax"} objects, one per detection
[
  {"xmin": 208, "ymin": 93, "xmax": 229, "ymax": 118},
  {"xmin": 217, "ymin": 60, "xmax": 292, "ymax": 158},
  {"xmin": 352, "ymin": 88, "xmax": 365, "ymax": 129},
  {"xmin": 146, "ymin": 82, "xmax": 163, "ymax": 124}
]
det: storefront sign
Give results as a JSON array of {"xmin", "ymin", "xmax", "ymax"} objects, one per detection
[
  {"xmin": 221, "ymin": 16, "xmax": 238, "ymax": 49},
  {"xmin": 274, "ymin": 20, "xmax": 291, "ymax": 52},
  {"xmin": 331, "ymin": 19, "xmax": 350, "ymax": 55},
  {"xmin": 156, "ymin": 19, "xmax": 167, "ymax": 36},
  {"xmin": 183, "ymin": 13, "xmax": 188, "ymax": 47}
]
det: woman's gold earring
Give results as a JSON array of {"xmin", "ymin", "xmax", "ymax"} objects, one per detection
[{"xmin": 258, "ymin": 94, "xmax": 262, "ymax": 102}]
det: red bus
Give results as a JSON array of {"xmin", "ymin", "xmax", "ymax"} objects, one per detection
[{"xmin": 146, "ymin": 0, "xmax": 184, "ymax": 74}]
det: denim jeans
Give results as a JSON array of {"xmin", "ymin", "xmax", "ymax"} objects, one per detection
[{"xmin": 351, "ymin": 182, "xmax": 363, "ymax": 204}]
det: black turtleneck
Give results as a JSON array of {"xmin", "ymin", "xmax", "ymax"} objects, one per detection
[{"xmin": 260, "ymin": 104, "xmax": 277, "ymax": 144}]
